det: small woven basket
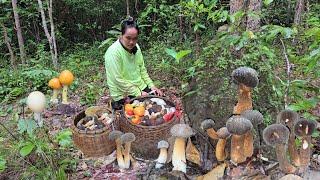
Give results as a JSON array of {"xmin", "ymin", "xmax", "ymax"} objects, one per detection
[
  {"xmin": 120, "ymin": 95, "xmax": 180, "ymax": 159},
  {"xmin": 71, "ymin": 106, "xmax": 118, "ymax": 157}
]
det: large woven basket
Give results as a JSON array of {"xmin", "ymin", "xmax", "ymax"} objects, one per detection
[
  {"xmin": 71, "ymin": 107, "xmax": 117, "ymax": 157},
  {"xmin": 120, "ymin": 95, "xmax": 180, "ymax": 159}
]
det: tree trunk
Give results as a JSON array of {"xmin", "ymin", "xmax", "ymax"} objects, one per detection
[
  {"xmin": 229, "ymin": 0, "xmax": 244, "ymax": 14},
  {"xmin": 294, "ymin": 0, "xmax": 305, "ymax": 26},
  {"xmin": 1, "ymin": 23, "xmax": 16, "ymax": 69},
  {"xmin": 246, "ymin": 0, "xmax": 261, "ymax": 32},
  {"xmin": 47, "ymin": 0, "xmax": 58, "ymax": 68},
  {"xmin": 195, "ymin": 31, "xmax": 200, "ymax": 58},
  {"xmin": 37, "ymin": 0, "xmax": 58, "ymax": 69},
  {"xmin": 126, "ymin": 0, "xmax": 130, "ymax": 17},
  {"xmin": 11, "ymin": 0, "xmax": 26, "ymax": 64}
]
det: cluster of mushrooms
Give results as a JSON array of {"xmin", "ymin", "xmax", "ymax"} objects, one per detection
[
  {"xmin": 48, "ymin": 70, "xmax": 74, "ymax": 104},
  {"xmin": 124, "ymin": 98, "xmax": 176, "ymax": 126},
  {"xmin": 76, "ymin": 109, "xmax": 113, "ymax": 131}
]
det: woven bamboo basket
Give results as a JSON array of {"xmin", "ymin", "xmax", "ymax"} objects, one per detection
[
  {"xmin": 120, "ymin": 95, "xmax": 180, "ymax": 159},
  {"xmin": 71, "ymin": 106, "xmax": 118, "ymax": 157}
]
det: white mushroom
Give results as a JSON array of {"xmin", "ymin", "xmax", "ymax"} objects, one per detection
[
  {"xmin": 156, "ymin": 140, "xmax": 169, "ymax": 169},
  {"xmin": 26, "ymin": 91, "xmax": 46, "ymax": 127}
]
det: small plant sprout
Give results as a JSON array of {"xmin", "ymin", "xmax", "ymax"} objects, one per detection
[
  {"xmin": 155, "ymin": 140, "xmax": 169, "ymax": 169},
  {"xmin": 26, "ymin": 91, "xmax": 46, "ymax": 127},
  {"xmin": 263, "ymin": 124, "xmax": 296, "ymax": 174},
  {"xmin": 277, "ymin": 109, "xmax": 300, "ymax": 166},
  {"xmin": 170, "ymin": 124, "xmax": 194, "ymax": 173},
  {"xmin": 58, "ymin": 70, "xmax": 74, "ymax": 104},
  {"xmin": 48, "ymin": 77, "xmax": 62, "ymax": 104},
  {"xmin": 226, "ymin": 116, "xmax": 253, "ymax": 164},
  {"xmin": 293, "ymin": 119, "xmax": 316, "ymax": 170},
  {"xmin": 231, "ymin": 67, "xmax": 259, "ymax": 115}
]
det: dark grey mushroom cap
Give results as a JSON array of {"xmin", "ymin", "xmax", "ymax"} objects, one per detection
[
  {"xmin": 157, "ymin": 140, "xmax": 169, "ymax": 149},
  {"xmin": 120, "ymin": 133, "xmax": 136, "ymax": 144},
  {"xmin": 200, "ymin": 119, "xmax": 215, "ymax": 130},
  {"xmin": 216, "ymin": 127, "xmax": 231, "ymax": 139},
  {"xmin": 241, "ymin": 110, "xmax": 264, "ymax": 125},
  {"xmin": 170, "ymin": 124, "xmax": 194, "ymax": 138},
  {"xmin": 109, "ymin": 130, "xmax": 123, "ymax": 141},
  {"xmin": 294, "ymin": 119, "xmax": 316, "ymax": 137},
  {"xmin": 263, "ymin": 124, "xmax": 289, "ymax": 146},
  {"xmin": 277, "ymin": 109, "xmax": 299, "ymax": 126},
  {"xmin": 226, "ymin": 116, "xmax": 253, "ymax": 135},
  {"xmin": 231, "ymin": 67, "xmax": 259, "ymax": 88}
]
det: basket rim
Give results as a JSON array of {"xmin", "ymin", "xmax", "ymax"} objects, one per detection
[
  {"xmin": 71, "ymin": 110, "xmax": 113, "ymax": 134},
  {"xmin": 122, "ymin": 95, "xmax": 178, "ymax": 128}
]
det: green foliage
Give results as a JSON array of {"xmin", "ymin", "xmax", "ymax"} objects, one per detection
[
  {"xmin": 0, "ymin": 156, "xmax": 6, "ymax": 173},
  {"xmin": 55, "ymin": 129, "xmax": 73, "ymax": 147}
]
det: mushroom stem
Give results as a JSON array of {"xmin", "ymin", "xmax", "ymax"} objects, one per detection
[
  {"xmin": 288, "ymin": 131, "xmax": 300, "ymax": 166},
  {"xmin": 34, "ymin": 112, "xmax": 43, "ymax": 127},
  {"xmin": 50, "ymin": 89, "xmax": 59, "ymax": 104},
  {"xmin": 243, "ymin": 131, "xmax": 254, "ymax": 158},
  {"xmin": 172, "ymin": 137, "xmax": 187, "ymax": 173},
  {"xmin": 299, "ymin": 136, "xmax": 311, "ymax": 167},
  {"xmin": 276, "ymin": 144, "xmax": 296, "ymax": 174},
  {"xmin": 115, "ymin": 138, "xmax": 126, "ymax": 169},
  {"xmin": 156, "ymin": 148, "xmax": 168, "ymax": 169},
  {"xmin": 123, "ymin": 142, "xmax": 132, "ymax": 169},
  {"xmin": 230, "ymin": 134, "xmax": 246, "ymax": 164},
  {"xmin": 233, "ymin": 84, "xmax": 252, "ymax": 115},
  {"xmin": 62, "ymin": 85, "xmax": 69, "ymax": 104},
  {"xmin": 216, "ymin": 139, "xmax": 227, "ymax": 161},
  {"xmin": 206, "ymin": 128, "xmax": 219, "ymax": 139}
]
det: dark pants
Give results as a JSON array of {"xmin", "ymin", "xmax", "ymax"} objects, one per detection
[{"xmin": 111, "ymin": 87, "xmax": 152, "ymax": 110}]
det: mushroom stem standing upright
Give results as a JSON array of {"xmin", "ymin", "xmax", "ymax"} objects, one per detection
[
  {"xmin": 109, "ymin": 130, "xmax": 126, "ymax": 169},
  {"xmin": 58, "ymin": 70, "xmax": 74, "ymax": 104},
  {"xmin": 48, "ymin": 77, "xmax": 62, "ymax": 104},
  {"xmin": 120, "ymin": 133, "xmax": 136, "ymax": 169},
  {"xmin": 170, "ymin": 124, "xmax": 194, "ymax": 173},
  {"xmin": 156, "ymin": 140, "xmax": 169, "ymax": 169}
]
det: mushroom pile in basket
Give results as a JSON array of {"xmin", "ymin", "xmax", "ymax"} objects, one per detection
[
  {"xmin": 76, "ymin": 109, "xmax": 113, "ymax": 131},
  {"xmin": 124, "ymin": 97, "xmax": 176, "ymax": 126}
]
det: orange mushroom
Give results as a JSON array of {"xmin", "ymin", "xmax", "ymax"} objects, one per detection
[
  {"xmin": 48, "ymin": 77, "xmax": 62, "ymax": 104},
  {"xmin": 58, "ymin": 70, "xmax": 74, "ymax": 104}
]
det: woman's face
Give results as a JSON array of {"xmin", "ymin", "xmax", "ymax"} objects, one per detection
[{"xmin": 121, "ymin": 27, "xmax": 138, "ymax": 50}]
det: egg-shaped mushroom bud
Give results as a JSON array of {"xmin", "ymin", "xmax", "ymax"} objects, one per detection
[
  {"xmin": 263, "ymin": 124, "xmax": 296, "ymax": 174},
  {"xmin": 170, "ymin": 124, "xmax": 194, "ymax": 173},
  {"xmin": 26, "ymin": 91, "xmax": 46, "ymax": 127},
  {"xmin": 58, "ymin": 70, "xmax": 74, "ymax": 104},
  {"xmin": 226, "ymin": 116, "xmax": 252, "ymax": 164},
  {"xmin": 241, "ymin": 110, "xmax": 264, "ymax": 158},
  {"xmin": 156, "ymin": 140, "xmax": 169, "ymax": 169},
  {"xmin": 294, "ymin": 119, "xmax": 316, "ymax": 168},
  {"xmin": 48, "ymin": 78, "xmax": 62, "ymax": 104},
  {"xmin": 109, "ymin": 130, "xmax": 125, "ymax": 169},
  {"xmin": 277, "ymin": 109, "xmax": 300, "ymax": 166},
  {"xmin": 120, "ymin": 133, "xmax": 136, "ymax": 169},
  {"xmin": 215, "ymin": 127, "xmax": 231, "ymax": 161},
  {"xmin": 231, "ymin": 67, "xmax": 259, "ymax": 115},
  {"xmin": 201, "ymin": 119, "xmax": 219, "ymax": 139}
]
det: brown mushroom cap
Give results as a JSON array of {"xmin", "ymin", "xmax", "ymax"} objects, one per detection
[
  {"xmin": 277, "ymin": 109, "xmax": 299, "ymax": 126},
  {"xmin": 200, "ymin": 119, "xmax": 215, "ymax": 130},
  {"xmin": 263, "ymin": 124, "xmax": 289, "ymax": 146},
  {"xmin": 170, "ymin": 124, "xmax": 194, "ymax": 138},
  {"xmin": 216, "ymin": 127, "xmax": 231, "ymax": 139},
  {"xmin": 226, "ymin": 116, "xmax": 253, "ymax": 135},
  {"xmin": 231, "ymin": 67, "xmax": 259, "ymax": 88},
  {"xmin": 241, "ymin": 110, "xmax": 264, "ymax": 125},
  {"xmin": 109, "ymin": 130, "xmax": 123, "ymax": 141},
  {"xmin": 120, "ymin": 133, "xmax": 136, "ymax": 144},
  {"xmin": 157, "ymin": 140, "xmax": 169, "ymax": 149},
  {"xmin": 294, "ymin": 119, "xmax": 316, "ymax": 137}
]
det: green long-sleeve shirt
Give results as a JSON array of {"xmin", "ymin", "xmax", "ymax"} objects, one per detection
[{"xmin": 104, "ymin": 40, "xmax": 154, "ymax": 101}]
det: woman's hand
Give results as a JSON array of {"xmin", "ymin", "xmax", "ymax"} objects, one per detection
[
  {"xmin": 141, "ymin": 91, "xmax": 149, "ymax": 96},
  {"xmin": 151, "ymin": 87, "xmax": 163, "ymax": 96}
]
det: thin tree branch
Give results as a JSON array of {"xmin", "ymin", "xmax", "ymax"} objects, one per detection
[
  {"xmin": 279, "ymin": 39, "xmax": 291, "ymax": 109},
  {"xmin": 0, "ymin": 119, "xmax": 18, "ymax": 141}
]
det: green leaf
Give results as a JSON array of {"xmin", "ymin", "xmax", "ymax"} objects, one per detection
[
  {"xmin": 55, "ymin": 129, "xmax": 73, "ymax": 147},
  {"xmin": 176, "ymin": 50, "xmax": 192, "ymax": 61},
  {"xmin": 264, "ymin": 0, "xmax": 274, "ymax": 6},
  {"xmin": 0, "ymin": 156, "xmax": 6, "ymax": 173},
  {"xmin": 18, "ymin": 119, "xmax": 37, "ymax": 136},
  {"xmin": 165, "ymin": 48, "xmax": 177, "ymax": 60},
  {"xmin": 20, "ymin": 142, "xmax": 35, "ymax": 157}
]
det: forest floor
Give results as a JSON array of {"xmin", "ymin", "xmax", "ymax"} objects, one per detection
[{"xmin": 1, "ymin": 89, "xmax": 319, "ymax": 179}]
